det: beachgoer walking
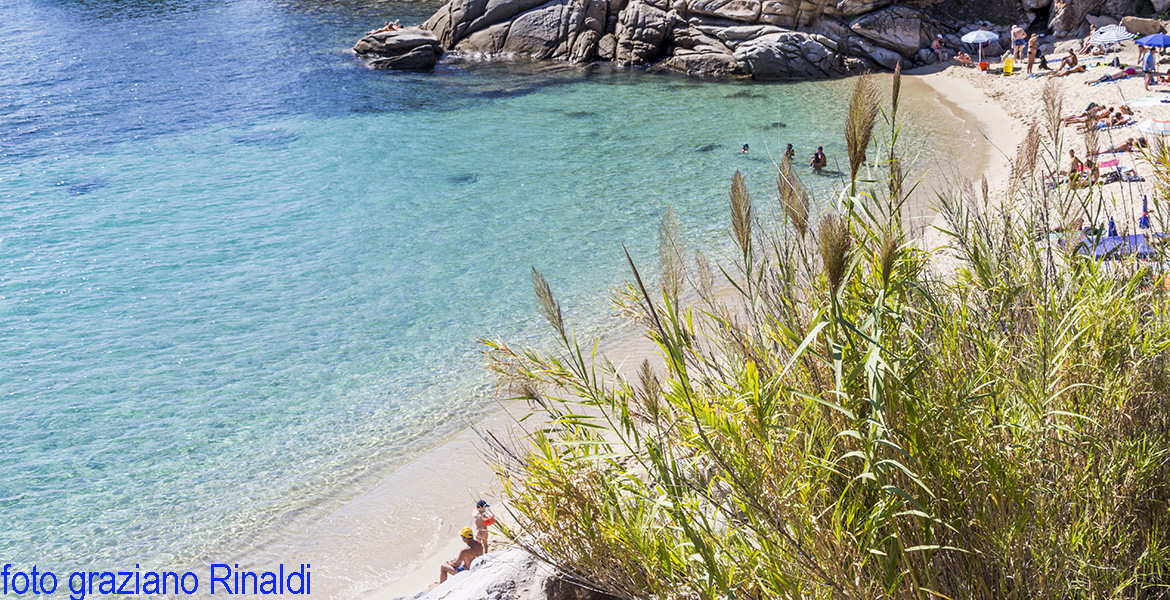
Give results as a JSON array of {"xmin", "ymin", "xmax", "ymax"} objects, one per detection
[
  {"xmin": 1143, "ymin": 45, "xmax": 1158, "ymax": 90},
  {"xmin": 473, "ymin": 500, "xmax": 493, "ymax": 553},
  {"xmin": 1026, "ymin": 34, "xmax": 1038, "ymax": 74},
  {"xmin": 439, "ymin": 528, "xmax": 485, "ymax": 583},
  {"xmin": 810, "ymin": 147, "xmax": 826, "ymax": 172},
  {"xmin": 1011, "ymin": 25, "xmax": 1026, "ymax": 60}
]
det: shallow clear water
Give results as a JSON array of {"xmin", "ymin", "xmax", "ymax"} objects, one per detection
[{"xmin": 0, "ymin": 0, "xmax": 933, "ymax": 571}]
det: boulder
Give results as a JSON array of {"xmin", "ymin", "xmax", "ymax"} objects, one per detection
[
  {"xmin": 688, "ymin": 0, "xmax": 761, "ymax": 22},
  {"xmin": 398, "ymin": 547, "xmax": 554, "ymax": 600},
  {"xmin": 733, "ymin": 31, "xmax": 852, "ymax": 78},
  {"xmin": 661, "ymin": 49, "xmax": 746, "ymax": 75},
  {"xmin": 758, "ymin": 0, "xmax": 799, "ymax": 26},
  {"xmin": 1085, "ymin": 14, "xmax": 1118, "ymax": 28},
  {"xmin": 615, "ymin": 0, "xmax": 673, "ymax": 63},
  {"xmin": 368, "ymin": 45, "xmax": 440, "ymax": 70},
  {"xmin": 828, "ymin": 0, "xmax": 890, "ymax": 17},
  {"xmin": 1021, "ymin": 0, "xmax": 1050, "ymax": 9},
  {"xmin": 850, "ymin": 5, "xmax": 927, "ymax": 57},
  {"xmin": 597, "ymin": 33, "xmax": 618, "ymax": 59},
  {"xmin": 711, "ymin": 24, "xmax": 788, "ymax": 41},
  {"xmin": 913, "ymin": 47, "xmax": 936, "ymax": 65},
  {"xmin": 1122, "ymin": 16, "xmax": 1163, "ymax": 36},
  {"xmin": 1157, "ymin": 0, "xmax": 1170, "ymax": 11},
  {"xmin": 848, "ymin": 35, "xmax": 900, "ymax": 68},
  {"xmin": 354, "ymin": 28, "xmax": 443, "ymax": 56},
  {"xmin": 354, "ymin": 28, "xmax": 444, "ymax": 70}
]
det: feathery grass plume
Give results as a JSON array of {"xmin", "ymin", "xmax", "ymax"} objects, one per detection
[
  {"xmin": 845, "ymin": 73, "xmax": 880, "ymax": 186},
  {"xmin": 694, "ymin": 249, "xmax": 714, "ymax": 299},
  {"xmin": 878, "ymin": 228, "xmax": 900, "ymax": 289},
  {"xmin": 890, "ymin": 61, "xmax": 902, "ymax": 124},
  {"xmin": 778, "ymin": 155, "xmax": 810, "ymax": 238},
  {"xmin": 1082, "ymin": 118, "xmax": 1100, "ymax": 160},
  {"xmin": 1042, "ymin": 79, "xmax": 1063, "ymax": 146},
  {"xmin": 658, "ymin": 206, "xmax": 685, "ymax": 304},
  {"xmin": 981, "ymin": 175, "xmax": 990, "ymax": 210},
  {"xmin": 888, "ymin": 149, "xmax": 904, "ymax": 203},
  {"xmin": 1014, "ymin": 122, "xmax": 1042, "ymax": 186},
  {"xmin": 817, "ymin": 214, "xmax": 851, "ymax": 295},
  {"xmin": 531, "ymin": 267, "xmax": 566, "ymax": 341},
  {"xmin": 635, "ymin": 359, "xmax": 662, "ymax": 422},
  {"xmin": 730, "ymin": 170, "xmax": 753, "ymax": 260}
]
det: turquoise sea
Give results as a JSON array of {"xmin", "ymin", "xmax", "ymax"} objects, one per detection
[{"xmin": 0, "ymin": 0, "xmax": 955, "ymax": 584}]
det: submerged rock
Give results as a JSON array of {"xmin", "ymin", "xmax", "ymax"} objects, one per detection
[{"xmin": 354, "ymin": 28, "xmax": 443, "ymax": 70}]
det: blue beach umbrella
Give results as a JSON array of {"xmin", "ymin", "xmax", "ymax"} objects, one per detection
[
  {"xmin": 1108, "ymin": 216, "xmax": 1119, "ymax": 237},
  {"xmin": 1141, "ymin": 195, "xmax": 1151, "ymax": 229},
  {"xmin": 1137, "ymin": 33, "xmax": 1170, "ymax": 48}
]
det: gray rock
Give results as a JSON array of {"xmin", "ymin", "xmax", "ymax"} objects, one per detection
[
  {"xmin": 913, "ymin": 47, "xmax": 936, "ymax": 65},
  {"xmin": 733, "ymin": 31, "xmax": 850, "ymax": 79},
  {"xmin": 1157, "ymin": 0, "xmax": 1170, "ymax": 12},
  {"xmin": 402, "ymin": 547, "xmax": 554, "ymax": 600},
  {"xmin": 688, "ymin": 0, "xmax": 761, "ymax": 22},
  {"xmin": 354, "ymin": 28, "xmax": 443, "ymax": 56},
  {"xmin": 712, "ymin": 24, "xmax": 788, "ymax": 41},
  {"xmin": 597, "ymin": 33, "xmax": 618, "ymax": 59},
  {"xmin": 615, "ymin": 0, "xmax": 672, "ymax": 63},
  {"xmin": 1021, "ymin": 0, "xmax": 1049, "ymax": 9},
  {"xmin": 661, "ymin": 49, "xmax": 745, "ymax": 76},
  {"xmin": 1085, "ymin": 14, "xmax": 1118, "ymax": 28},
  {"xmin": 849, "ymin": 35, "xmax": 900, "ymax": 69},
  {"xmin": 829, "ymin": 0, "xmax": 890, "ymax": 17},
  {"xmin": 850, "ymin": 6, "xmax": 926, "ymax": 58},
  {"xmin": 368, "ymin": 44, "xmax": 440, "ymax": 70}
]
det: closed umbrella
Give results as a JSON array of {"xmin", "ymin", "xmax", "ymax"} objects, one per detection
[
  {"xmin": 1090, "ymin": 24, "xmax": 1136, "ymax": 47},
  {"xmin": 961, "ymin": 29, "xmax": 1000, "ymax": 64},
  {"xmin": 1108, "ymin": 216, "xmax": 1118, "ymax": 237},
  {"xmin": 1136, "ymin": 33, "xmax": 1170, "ymax": 48},
  {"xmin": 1141, "ymin": 195, "xmax": 1151, "ymax": 229},
  {"xmin": 1138, "ymin": 118, "xmax": 1170, "ymax": 137}
]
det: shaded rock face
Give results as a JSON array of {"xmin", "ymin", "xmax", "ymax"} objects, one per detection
[
  {"xmin": 354, "ymin": 28, "xmax": 443, "ymax": 70},
  {"xmin": 733, "ymin": 31, "xmax": 859, "ymax": 78},
  {"xmin": 849, "ymin": 5, "xmax": 932, "ymax": 57}
]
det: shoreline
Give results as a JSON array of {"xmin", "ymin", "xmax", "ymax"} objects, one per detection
[{"xmin": 314, "ymin": 66, "xmax": 1028, "ymax": 600}]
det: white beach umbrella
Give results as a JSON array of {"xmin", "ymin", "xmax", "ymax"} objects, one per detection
[
  {"xmin": 1090, "ymin": 24, "xmax": 1136, "ymax": 46},
  {"xmin": 960, "ymin": 30, "xmax": 1000, "ymax": 64},
  {"xmin": 1137, "ymin": 118, "xmax": 1170, "ymax": 137}
]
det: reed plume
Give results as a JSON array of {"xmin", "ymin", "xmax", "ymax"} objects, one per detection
[
  {"xmin": 818, "ymin": 214, "xmax": 851, "ymax": 295},
  {"xmin": 845, "ymin": 74, "xmax": 880, "ymax": 186},
  {"xmin": 730, "ymin": 170, "xmax": 753, "ymax": 260},
  {"xmin": 778, "ymin": 155, "xmax": 810, "ymax": 238},
  {"xmin": 531, "ymin": 267, "xmax": 566, "ymax": 341},
  {"xmin": 658, "ymin": 206, "xmax": 685, "ymax": 304}
]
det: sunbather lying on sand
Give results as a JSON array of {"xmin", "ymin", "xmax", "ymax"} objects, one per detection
[
  {"xmin": 1086, "ymin": 68, "xmax": 1136, "ymax": 85},
  {"xmin": 1094, "ymin": 137, "xmax": 1149, "ymax": 154},
  {"xmin": 1048, "ymin": 64, "xmax": 1087, "ymax": 77},
  {"xmin": 1063, "ymin": 106, "xmax": 1112, "ymax": 125}
]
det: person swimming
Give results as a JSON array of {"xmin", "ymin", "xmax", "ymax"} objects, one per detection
[
  {"xmin": 741, "ymin": 143, "xmax": 749, "ymax": 153},
  {"xmin": 810, "ymin": 146, "xmax": 826, "ymax": 172}
]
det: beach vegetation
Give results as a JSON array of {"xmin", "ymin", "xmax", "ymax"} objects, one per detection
[{"xmin": 481, "ymin": 73, "xmax": 1170, "ymax": 600}]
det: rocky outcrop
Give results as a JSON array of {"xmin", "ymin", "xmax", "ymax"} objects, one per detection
[
  {"xmin": 395, "ymin": 547, "xmax": 618, "ymax": 600},
  {"xmin": 1122, "ymin": 16, "xmax": 1164, "ymax": 36},
  {"xmin": 361, "ymin": 0, "xmax": 1170, "ymax": 79},
  {"xmin": 354, "ymin": 28, "xmax": 444, "ymax": 70}
]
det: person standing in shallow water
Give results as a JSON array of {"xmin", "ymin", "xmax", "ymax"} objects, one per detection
[
  {"xmin": 785, "ymin": 143, "xmax": 795, "ymax": 162},
  {"xmin": 810, "ymin": 146, "xmax": 826, "ymax": 172}
]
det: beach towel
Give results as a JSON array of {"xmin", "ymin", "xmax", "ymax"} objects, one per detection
[
  {"xmin": 1097, "ymin": 159, "xmax": 1120, "ymax": 169},
  {"xmin": 1124, "ymin": 96, "xmax": 1168, "ymax": 107},
  {"xmin": 1094, "ymin": 119, "xmax": 1135, "ymax": 130},
  {"xmin": 1091, "ymin": 76, "xmax": 1130, "ymax": 86}
]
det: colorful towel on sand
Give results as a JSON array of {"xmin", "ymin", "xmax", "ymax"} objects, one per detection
[{"xmin": 1097, "ymin": 159, "xmax": 1120, "ymax": 169}]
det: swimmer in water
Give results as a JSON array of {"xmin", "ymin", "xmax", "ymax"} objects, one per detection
[
  {"xmin": 741, "ymin": 143, "xmax": 749, "ymax": 153},
  {"xmin": 785, "ymin": 143, "xmax": 795, "ymax": 161}
]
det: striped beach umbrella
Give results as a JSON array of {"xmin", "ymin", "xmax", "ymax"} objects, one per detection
[
  {"xmin": 1091, "ymin": 24, "xmax": 1136, "ymax": 45},
  {"xmin": 961, "ymin": 30, "xmax": 1000, "ymax": 64},
  {"xmin": 1138, "ymin": 118, "xmax": 1170, "ymax": 136}
]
